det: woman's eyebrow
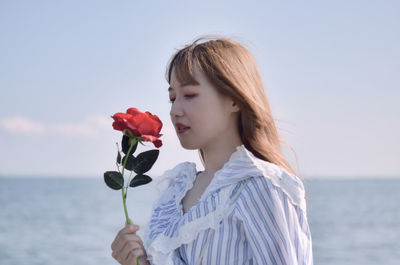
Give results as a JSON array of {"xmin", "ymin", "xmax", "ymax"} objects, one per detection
[{"xmin": 168, "ymin": 84, "xmax": 194, "ymax": 92}]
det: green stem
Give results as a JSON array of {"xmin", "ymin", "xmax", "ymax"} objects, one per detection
[
  {"xmin": 125, "ymin": 171, "xmax": 133, "ymax": 198},
  {"xmin": 122, "ymin": 188, "xmax": 129, "ymax": 224},
  {"xmin": 121, "ymin": 137, "xmax": 137, "ymax": 225}
]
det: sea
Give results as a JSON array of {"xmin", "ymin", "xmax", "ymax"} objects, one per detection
[{"xmin": 0, "ymin": 176, "xmax": 399, "ymax": 265}]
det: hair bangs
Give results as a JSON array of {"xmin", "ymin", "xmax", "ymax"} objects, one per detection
[{"xmin": 166, "ymin": 46, "xmax": 201, "ymax": 87}]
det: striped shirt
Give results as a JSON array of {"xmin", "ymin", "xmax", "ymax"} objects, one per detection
[{"xmin": 143, "ymin": 144, "xmax": 313, "ymax": 265}]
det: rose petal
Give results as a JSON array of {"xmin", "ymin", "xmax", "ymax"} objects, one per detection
[
  {"xmin": 127, "ymin": 115, "xmax": 159, "ymax": 136},
  {"xmin": 142, "ymin": 135, "xmax": 163, "ymax": 148},
  {"xmin": 126, "ymin": 108, "xmax": 143, "ymax": 116},
  {"xmin": 113, "ymin": 108, "xmax": 163, "ymax": 145},
  {"xmin": 153, "ymin": 139, "xmax": 162, "ymax": 148},
  {"xmin": 145, "ymin": 111, "xmax": 163, "ymax": 132},
  {"xmin": 111, "ymin": 113, "xmax": 134, "ymax": 131}
]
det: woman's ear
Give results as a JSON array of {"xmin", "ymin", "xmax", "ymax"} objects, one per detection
[{"xmin": 231, "ymin": 101, "xmax": 240, "ymax": 112}]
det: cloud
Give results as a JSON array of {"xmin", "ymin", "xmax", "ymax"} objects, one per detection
[
  {"xmin": 49, "ymin": 123, "xmax": 97, "ymax": 137},
  {"xmin": 0, "ymin": 116, "xmax": 46, "ymax": 134},
  {"xmin": 0, "ymin": 115, "xmax": 111, "ymax": 138},
  {"xmin": 85, "ymin": 115, "xmax": 111, "ymax": 129}
]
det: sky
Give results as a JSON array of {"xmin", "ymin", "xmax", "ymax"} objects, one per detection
[{"xmin": 0, "ymin": 0, "xmax": 399, "ymax": 178}]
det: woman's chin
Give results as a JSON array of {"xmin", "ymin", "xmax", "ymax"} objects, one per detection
[{"xmin": 178, "ymin": 140, "xmax": 198, "ymax": 150}]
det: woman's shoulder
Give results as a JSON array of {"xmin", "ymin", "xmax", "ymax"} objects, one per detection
[
  {"xmin": 152, "ymin": 161, "xmax": 197, "ymax": 193},
  {"xmin": 217, "ymin": 144, "xmax": 307, "ymax": 212},
  {"xmin": 232, "ymin": 163, "xmax": 307, "ymax": 213}
]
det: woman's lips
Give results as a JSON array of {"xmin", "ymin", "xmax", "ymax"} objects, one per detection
[
  {"xmin": 175, "ymin": 123, "xmax": 190, "ymax": 134},
  {"xmin": 177, "ymin": 127, "xmax": 190, "ymax": 134}
]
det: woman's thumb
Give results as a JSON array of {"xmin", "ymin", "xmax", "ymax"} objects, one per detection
[{"xmin": 125, "ymin": 218, "xmax": 133, "ymax": 226}]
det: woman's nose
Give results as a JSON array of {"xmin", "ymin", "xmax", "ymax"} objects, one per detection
[{"xmin": 170, "ymin": 100, "xmax": 184, "ymax": 117}]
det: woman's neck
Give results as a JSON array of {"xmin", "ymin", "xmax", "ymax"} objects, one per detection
[{"xmin": 201, "ymin": 139, "xmax": 243, "ymax": 177}]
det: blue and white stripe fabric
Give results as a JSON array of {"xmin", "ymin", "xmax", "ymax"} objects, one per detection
[{"xmin": 143, "ymin": 144, "xmax": 313, "ymax": 265}]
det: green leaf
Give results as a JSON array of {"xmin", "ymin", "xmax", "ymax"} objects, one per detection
[
  {"xmin": 117, "ymin": 151, "xmax": 122, "ymax": 164},
  {"xmin": 104, "ymin": 171, "xmax": 124, "ymax": 190},
  {"xmin": 133, "ymin": 149, "xmax": 159, "ymax": 174},
  {"xmin": 122, "ymin": 135, "xmax": 137, "ymax": 156},
  {"xmin": 122, "ymin": 155, "xmax": 135, "ymax": 171},
  {"xmin": 129, "ymin": 174, "xmax": 152, "ymax": 187}
]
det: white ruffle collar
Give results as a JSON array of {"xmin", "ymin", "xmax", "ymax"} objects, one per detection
[{"xmin": 143, "ymin": 144, "xmax": 306, "ymax": 265}]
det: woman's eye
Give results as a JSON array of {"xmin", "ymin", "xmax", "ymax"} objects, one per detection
[{"xmin": 168, "ymin": 95, "xmax": 196, "ymax": 104}]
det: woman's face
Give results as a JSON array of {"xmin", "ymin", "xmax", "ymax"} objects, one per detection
[{"xmin": 169, "ymin": 65, "xmax": 240, "ymax": 150}]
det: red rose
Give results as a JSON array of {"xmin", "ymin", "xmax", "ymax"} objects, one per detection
[{"xmin": 111, "ymin": 108, "xmax": 163, "ymax": 148}]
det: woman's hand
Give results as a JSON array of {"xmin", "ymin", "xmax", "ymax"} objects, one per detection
[{"xmin": 111, "ymin": 218, "xmax": 150, "ymax": 265}]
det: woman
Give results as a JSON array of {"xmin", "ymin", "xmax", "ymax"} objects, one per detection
[{"xmin": 111, "ymin": 36, "xmax": 313, "ymax": 265}]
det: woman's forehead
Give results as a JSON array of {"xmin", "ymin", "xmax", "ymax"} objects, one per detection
[
  {"xmin": 168, "ymin": 83, "xmax": 198, "ymax": 93},
  {"xmin": 170, "ymin": 63, "xmax": 204, "ymax": 85},
  {"xmin": 169, "ymin": 70, "xmax": 202, "ymax": 92}
]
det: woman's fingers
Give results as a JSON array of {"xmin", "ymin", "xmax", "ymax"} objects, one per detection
[
  {"xmin": 118, "ymin": 233, "xmax": 144, "ymax": 254},
  {"xmin": 119, "ymin": 238, "xmax": 145, "ymax": 262},
  {"xmin": 111, "ymin": 230, "xmax": 145, "ymax": 264},
  {"xmin": 112, "ymin": 236, "xmax": 146, "ymax": 264},
  {"xmin": 112, "ymin": 232, "xmax": 141, "ymax": 260},
  {"xmin": 126, "ymin": 248, "xmax": 146, "ymax": 264},
  {"xmin": 111, "ymin": 223, "xmax": 140, "ymax": 251},
  {"xmin": 110, "ymin": 218, "xmax": 146, "ymax": 265}
]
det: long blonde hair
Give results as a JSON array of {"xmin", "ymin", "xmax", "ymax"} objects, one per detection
[{"xmin": 166, "ymin": 36, "xmax": 297, "ymax": 176}]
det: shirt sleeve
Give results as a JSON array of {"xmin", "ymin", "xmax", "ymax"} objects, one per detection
[{"xmin": 235, "ymin": 176, "xmax": 313, "ymax": 265}]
